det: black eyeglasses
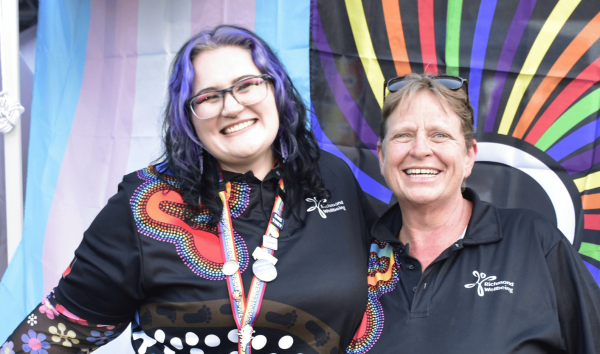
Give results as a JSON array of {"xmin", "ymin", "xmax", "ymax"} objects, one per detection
[
  {"xmin": 187, "ymin": 74, "xmax": 272, "ymax": 120},
  {"xmin": 383, "ymin": 74, "xmax": 469, "ymax": 102}
]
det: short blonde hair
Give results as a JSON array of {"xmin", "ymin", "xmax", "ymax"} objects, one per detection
[{"xmin": 380, "ymin": 73, "xmax": 475, "ymax": 150}]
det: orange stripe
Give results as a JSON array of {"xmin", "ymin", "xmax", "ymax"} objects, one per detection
[
  {"xmin": 382, "ymin": 0, "xmax": 411, "ymax": 76},
  {"xmin": 512, "ymin": 11, "xmax": 600, "ymax": 139},
  {"xmin": 582, "ymin": 193, "xmax": 600, "ymax": 210}
]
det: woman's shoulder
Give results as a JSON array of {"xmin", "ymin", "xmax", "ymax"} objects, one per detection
[
  {"xmin": 317, "ymin": 150, "xmax": 355, "ymax": 179},
  {"xmin": 120, "ymin": 164, "xmax": 181, "ymax": 194},
  {"xmin": 496, "ymin": 206, "xmax": 565, "ymax": 253}
]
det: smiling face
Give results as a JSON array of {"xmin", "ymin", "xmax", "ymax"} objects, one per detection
[
  {"xmin": 378, "ymin": 90, "xmax": 477, "ymax": 208},
  {"xmin": 190, "ymin": 46, "xmax": 279, "ymax": 177}
]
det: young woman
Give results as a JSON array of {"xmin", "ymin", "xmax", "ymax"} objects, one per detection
[{"xmin": 2, "ymin": 25, "xmax": 375, "ymax": 354}]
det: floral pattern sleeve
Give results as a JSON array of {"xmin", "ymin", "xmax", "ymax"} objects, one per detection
[{"xmin": 1, "ymin": 293, "xmax": 129, "ymax": 354}]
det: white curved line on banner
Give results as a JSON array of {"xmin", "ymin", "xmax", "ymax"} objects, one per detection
[{"xmin": 476, "ymin": 142, "xmax": 575, "ymax": 244}]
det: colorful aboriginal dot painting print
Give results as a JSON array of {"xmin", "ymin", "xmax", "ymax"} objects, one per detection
[
  {"xmin": 346, "ymin": 241, "xmax": 400, "ymax": 354},
  {"xmin": 131, "ymin": 166, "xmax": 251, "ymax": 281}
]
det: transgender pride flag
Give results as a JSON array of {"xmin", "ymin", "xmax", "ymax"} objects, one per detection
[{"xmin": 0, "ymin": 0, "xmax": 311, "ymax": 342}]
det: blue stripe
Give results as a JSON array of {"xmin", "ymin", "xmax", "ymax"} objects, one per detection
[
  {"xmin": 255, "ymin": 0, "xmax": 311, "ymax": 116},
  {"xmin": 468, "ymin": 0, "xmax": 497, "ymax": 128},
  {"xmin": 311, "ymin": 109, "xmax": 392, "ymax": 203},
  {"xmin": 584, "ymin": 260, "xmax": 600, "ymax": 287},
  {"xmin": 0, "ymin": 0, "xmax": 90, "ymax": 341},
  {"xmin": 546, "ymin": 117, "xmax": 600, "ymax": 161}
]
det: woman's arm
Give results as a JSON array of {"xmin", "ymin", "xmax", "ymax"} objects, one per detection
[
  {"xmin": 546, "ymin": 237, "xmax": 600, "ymax": 353},
  {"xmin": 2, "ymin": 292, "xmax": 129, "ymax": 354}
]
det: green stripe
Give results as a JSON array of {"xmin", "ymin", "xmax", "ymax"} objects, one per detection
[
  {"xmin": 580, "ymin": 242, "xmax": 600, "ymax": 262},
  {"xmin": 536, "ymin": 87, "xmax": 600, "ymax": 151},
  {"xmin": 446, "ymin": 0, "xmax": 463, "ymax": 76}
]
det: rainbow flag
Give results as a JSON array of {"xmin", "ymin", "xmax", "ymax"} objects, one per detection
[{"xmin": 310, "ymin": 0, "xmax": 600, "ymax": 287}]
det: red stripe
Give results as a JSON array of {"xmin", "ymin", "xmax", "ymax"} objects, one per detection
[
  {"xmin": 418, "ymin": 0, "xmax": 438, "ymax": 75},
  {"xmin": 525, "ymin": 56, "xmax": 600, "ymax": 144},
  {"xmin": 584, "ymin": 214, "xmax": 600, "ymax": 231}
]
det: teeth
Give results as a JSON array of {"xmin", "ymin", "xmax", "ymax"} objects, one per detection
[
  {"xmin": 405, "ymin": 168, "xmax": 440, "ymax": 177},
  {"xmin": 223, "ymin": 120, "xmax": 256, "ymax": 134}
]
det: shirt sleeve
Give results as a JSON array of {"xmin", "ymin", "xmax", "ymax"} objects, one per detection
[
  {"xmin": 1, "ymin": 295, "xmax": 128, "ymax": 354},
  {"xmin": 546, "ymin": 236, "xmax": 600, "ymax": 353},
  {"xmin": 53, "ymin": 180, "xmax": 145, "ymax": 325}
]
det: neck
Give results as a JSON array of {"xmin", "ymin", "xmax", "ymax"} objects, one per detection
[
  {"xmin": 398, "ymin": 192, "xmax": 472, "ymax": 271},
  {"xmin": 218, "ymin": 150, "xmax": 275, "ymax": 181}
]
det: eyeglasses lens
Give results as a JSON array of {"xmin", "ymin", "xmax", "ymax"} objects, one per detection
[
  {"xmin": 190, "ymin": 76, "xmax": 268, "ymax": 119},
  {"xmin": 435, "ymin": 78, "xmax": 463, "ymax": 90}
]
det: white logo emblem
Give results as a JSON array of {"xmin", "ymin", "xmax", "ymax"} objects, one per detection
[
  {"xmin": 306, "ymin": 198, "xmax": 346, "ymax": 219},
  {"xmin": 464, "ymin": 270, "xmax": 514, "ymax": 296}
]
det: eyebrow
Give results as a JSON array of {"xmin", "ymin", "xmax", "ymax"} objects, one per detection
[{"xmin": 195, "ymin": 74, "xmax": 258, "ymax": 95}]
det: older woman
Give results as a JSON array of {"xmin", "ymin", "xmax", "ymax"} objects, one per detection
[
  {"xmin": 2, "ymin": 25, "xmax": 375, "ymax": 354},
  {"xmin": 346, "ymin": 73, "xmax": 600, "ymax": 354}
]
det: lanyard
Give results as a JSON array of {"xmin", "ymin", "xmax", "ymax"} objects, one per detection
[{"xmin": 217, "ymin": 173, "xmax": 285, "ymax": 354}]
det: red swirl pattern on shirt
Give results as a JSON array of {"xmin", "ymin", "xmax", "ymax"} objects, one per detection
[{"xmin": 131, "ymin": 166, "xmax": 250, "ymax": 280}]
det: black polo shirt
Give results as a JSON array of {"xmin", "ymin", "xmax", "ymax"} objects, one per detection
[
  {"xmin": 52, "ymin": 151, "xmax": 376, "ymax": 353},
  {"xmin": 347, "ymin": 188, "xmax": 600, "ymax": 354}
]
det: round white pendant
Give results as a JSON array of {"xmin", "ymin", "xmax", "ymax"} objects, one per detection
[
  {"xmin": 222, "ymin": 260, "xmax": 240, "ymax": 276},
  {"xmin": 252, "ymin": 259, "xmax": 277, "ymax": 282}
]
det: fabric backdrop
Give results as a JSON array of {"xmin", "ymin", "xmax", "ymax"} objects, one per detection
[{"xmin": 1, "ymin": 0, "xmax": 600, "ymax": 348}]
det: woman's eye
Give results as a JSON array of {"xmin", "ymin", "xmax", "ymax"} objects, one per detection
[
  {"xmin": 393, "ymin": 133, "xmax": 410, "ymax": 139},
  {"xmin": 195, "ymin": 92, "xmax": 221, "ymax": 104},
  {"xmin": 236, "ymin": 79, "xmax": 261, "ymax": 92}
]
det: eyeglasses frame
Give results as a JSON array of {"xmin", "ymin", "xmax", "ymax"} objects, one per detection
[
  {"xmin": 383, "ymin": 74, "xmax": 469, "ymax": 103},
  {"xmin": 187, "ymin": 74, "xmax": 272, "ymax": 120}
]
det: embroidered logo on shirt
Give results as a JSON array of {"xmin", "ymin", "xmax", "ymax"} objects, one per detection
[
  {"xmin": 464, "ymin": 270, "xmax": 514, "ymax": 296},
  {"xmin": 305, "ymin": 198, "xmax": 346, "ymax": 218}
]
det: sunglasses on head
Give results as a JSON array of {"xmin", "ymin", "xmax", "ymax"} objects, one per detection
[{"xmin": 383, "ymin": 74, "xmax": 469, "ymax": 102}]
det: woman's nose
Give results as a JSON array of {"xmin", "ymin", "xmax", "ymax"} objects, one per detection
[
  {"xmin": 410, "ymin": 135, "xmax": 433, "ymax": 158},
  {"xmin": 221, "ymin": 92, "xmax": 244, "ymax": 118}
]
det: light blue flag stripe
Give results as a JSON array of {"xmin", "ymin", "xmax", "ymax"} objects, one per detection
[
  {"xmin": 255, "ymin": 0, "xmax": 311, "ymax": 111},
  {"xmin": 0, "ymin": 0, "xmax": 90, "ymax": 341}
]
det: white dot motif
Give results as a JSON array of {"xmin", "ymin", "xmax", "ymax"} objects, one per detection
[
  {"xmin": 170, "ymin": 337, "xmax": 184, "ymax": 350},
  {"xmin": 205, "ymin": 334, "xmax": 221, "ymax": 347},
  {"xmin": 278, "ymin": 335, "xmax": 293, "ymax": 349},
  {"xmin": 154, "ymin": 329, "xmax": 165, "ymax": 343},
  {"xmin": 252, "ymin": 335, "xmax": 267, "ymax": 350},
  {"xmin": 190, "ymin": 349, "xmax": 204, "ymax": 354},
  {"xmin": 186, "ymin": 332, "xmax": 199, "ymax": 346},
  {"xmin": 227, "ymin": 329, "xmax": 239, "ymax": 343}
]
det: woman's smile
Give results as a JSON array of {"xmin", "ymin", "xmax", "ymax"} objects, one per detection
[{"xmin": 221, "ymin": 118, "xmax": 257, "ymax": 135}]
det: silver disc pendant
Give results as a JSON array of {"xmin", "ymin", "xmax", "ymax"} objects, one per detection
[
  {"xmin": 253, "ymin": 259, "xmax": 277, "ymax": 282},
  {"xmin": 222, "ymin": 260, "xmax": 240, "ymax": 276}
]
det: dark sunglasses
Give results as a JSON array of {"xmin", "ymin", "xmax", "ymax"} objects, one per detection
[{"xmin": 383, "ymin": 74, "xmax": 469, "ymax": 102}]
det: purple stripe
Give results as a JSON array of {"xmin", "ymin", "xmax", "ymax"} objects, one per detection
[
  {"xmin": 311, "ymin": 108, "xmax": 392, "ymax": 203},
  {"xmin": 42, "ymin": 0, "xmax": 139, "ymax": 294},
  {"xmin": 548, "ymin": 117, "xmax": 600, "ymax": 162},
  {"xmin": 484, "ymin": 0, "xmax": 537, "ymax": 132},
  {"xmin": 311, "ymin": 0, "xmax": 379, "ymax": 153},
  {"xmin": 561, "ymin": 145, "xmax": 600, "ymax": 176},
  {"xmin": 584, "ymin": 260, "xmax": 600, "ymax": 287},
  {"xmin": 469, "ymin": 0, "xmax": 498, "ymax": 128}
]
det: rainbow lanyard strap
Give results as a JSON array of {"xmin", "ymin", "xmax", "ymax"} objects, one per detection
[{"xmin": 217, "ymin": 173, "xmax": 285, "ymax": 354}]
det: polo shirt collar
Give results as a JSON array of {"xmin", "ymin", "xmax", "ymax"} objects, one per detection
[{"xmin": 371, "ymin": 188, "xmax": 503, "ymax": 246}]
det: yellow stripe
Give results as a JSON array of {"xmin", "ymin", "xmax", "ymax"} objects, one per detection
[
  {"xmin": 497, "ymin": 0, "xmax": 580, "ymax": 135},
  {"xmin": 574, "ymin": 171, "xmax": 600, "ymax": 192},
  {"xmin": 345, "ymin": 0, "xmax": 386, "ymax": 108}
]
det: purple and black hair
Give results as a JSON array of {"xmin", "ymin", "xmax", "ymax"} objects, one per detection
[{"xmin": 159, "ymin": 25, "xmax": 329, "ymax": 223}]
